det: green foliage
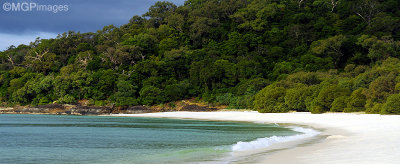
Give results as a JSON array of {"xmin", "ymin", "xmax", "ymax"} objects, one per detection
[
  {"xmin": 255, "ymin": 57, "xmax": 400, "ymax": 114},
  {"xmin": 367, "ymin": 72, "xmax": 397, "ymax": 102},
  {"xmin": 58, "ymin": 95, "xmax": 76, "ymax": 104},
  {"xmin": 94, "ymin": 100, "xmax": 107, "ymax": 107},
  {"xmin": 111, "ymin": 80, "xmax": 138, "ymax": 106},
  {"xmin": 311, "ymin": 35, "xmax": 347, "ymax": 68},
  {"xmin": 284, "ymin": 84, "xmax": 312, "ymax": 111},
  {"xmin": 382, "ymin": 94, "xmax": 400, "ymax": 114},
  {"xmin": 357, "ymin": 35, "xmax": 400, "ymax": 62},
  {"xmin": 366, "ymin": 102, "xmax": 383, "ymax": 114},
  {"xmin": 143, "ymin": 1, "xmax": 177, "ymax": 27},
  {"xmin": 216, "ymin": 93, "xmax": 235, "ymax": 106},
  {"xmin": 38, "ymin": 97, "xmax": 51, "ymax": 105},
  {"xmin": 315, "ymin": 84, "xmax": 350, "ymax": 111},
  {"xmin": 139, "ymin": 85, "xmax": 164, "ymax": 105},
  {"xmin": 0, "ymin": 0, "xmax": 399, "ymax": 115},
  {"xmin": 331, "ymin": 96, "xmax": 350, "ymax": 112},
  {"xmin": 235, "ymin": 78, "xmax": 269, "ymax": 95},
  {"xmin": 164, "ymin": 80, "xmax": 190, "ymax": 101},
  {"xmin": 254, "ymin": 85, "xmax": 288, "ymax": 113},
  {"xmin": 286, "ymin": 72, "xmax": 322, "ymax": 86},
  {"xmin": 345, "ymin": 88, "xmax": 367, "ymax": 112}
]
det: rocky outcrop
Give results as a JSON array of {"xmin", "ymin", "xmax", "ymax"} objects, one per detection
[
  {"xmin": 0, "ymin": 102, "xmax": 221, "ymax": 115},
  {"xmin": 70, "ymin": 106, "xmax": 112, "ymax": 115},
  {"xmin": 110, "ymin": 105, "xmax": 152, "ymax": 114},
  {"xmin": 124, "ymin": 106, "xmax": 152, "ymax": 114},
  {"xmin": 14, "ymin": 104, "xmax": 65, "ymax": 114},
  {"xmin": 1, "ymin": 104, "xmax": 113, "ymax": 115}
]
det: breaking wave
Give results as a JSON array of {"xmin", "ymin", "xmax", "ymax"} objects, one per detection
[{"xmin": 231, "ymin": 126, "xmax": 320, "ymax": 152}]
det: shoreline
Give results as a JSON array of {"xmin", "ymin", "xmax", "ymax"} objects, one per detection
[{"xmin": 109, "ymin": 111, "xmax": 400, "ymax": 164}]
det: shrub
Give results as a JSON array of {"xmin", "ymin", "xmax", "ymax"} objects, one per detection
[
  {"xmin": 286, "ymin": 72, "xmax": 322, "ymax": 85},
  {"xmin": 139, "ymin": 85, "xmax": 164, "ymax": 105},
  {"xmin": 94, "ymin": 100, "xmax": 107, "ymax": 106},
  {"xmin": 164, "ymin": 80, "xmax": 190, "ymax": 101},
  {"xmin": 168, "ymin": 103, "xmax": 176, "ymax": 108},
  {"xmin": 58, "ymin": 94, "xmax": 76, "ymax": 104},
  {"xmin": 309, "ymin": 105, "xmax": 325, "ymax": 114},
  {"xmin": 38, "ymin": 97, "xmax": 50, "ymax": 105},
  {"xmin": 284, "ymin": 84, "xmax": 312, "ymax": 111},
  {"xmin": 235, "ymin": 78, "xmax": 269, "ymax": 95},
  {"xmin": 382, "ymin": 94, "xmax": 400, "ymax": 114},
  {"xmin": 345, "ymin": 88, "xmax": 367, "ymax": 112},
  {"xmin": 331, "ymin": 96, "xmax": 349, "ymax": 112},
  {"xmin": 395, "ymin": 83, "xmax": 400, "ymax": 93},
  {"xmin": 366, "ymin": 103, "xmax": 383, "ymax": 114},
  {"xmin": 231, "ymin": 95, "xmax": 252, "ymax": 109},
  {"xmin": 254, "ymin": 85, "xmax": 287, "ymax": 113},
  {"xmin": 315, "ymin": 84, "xmax": 351, "ymax": 112},
  {"xmin": 111, "ymin": 80, "xmax": 138, "ymax": 106},
  {"xmin": 216, "ymin": 93, "xmax": 235, "ymax": 105},
  {"xmin": 114, "ymin": 97, "xmax": 138, "ymax": 106},
  {"xmin": 367, "ymin": 73, "xmax": 397, "ymax": 102}
]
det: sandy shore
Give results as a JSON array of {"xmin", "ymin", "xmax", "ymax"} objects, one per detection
[{"xmin": 111, "ymin": 111, "xmax": 400, "ymax": 164}]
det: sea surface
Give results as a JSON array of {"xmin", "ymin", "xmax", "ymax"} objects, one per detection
[{"xmin": 0, "ymin": 114, "xmax": 313, "ymax": 163}]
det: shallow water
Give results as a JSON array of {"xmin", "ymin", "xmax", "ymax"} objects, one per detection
[{"xmin": 0, "ymin": 114, "xmax": 301, "ymax": 163}]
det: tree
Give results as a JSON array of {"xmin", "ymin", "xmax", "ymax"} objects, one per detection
[
  {"xmin": 123, "ymin": 33, "xmax": 157, "ymax": 55},
  {"xmin": 159, "ymin": 37, "xmax": 179, "ymax": 55},
  {"xmin": 331, "ymin": 96, "xmax": 350, "ymax": 112},
  {"xmin": 286, "ymin": 72, "xmax": 322, "ymax": 86},
  {"xmin": 345, "ymin": 88, "xmax": 367, "ymax": 112},
  {"xmin": 1, "ymin": 0, "xmax": 400, "ymax": 113},
  {"xmin": 254, "ymin": 84, "xmax": 288, "ymax": 113},
  {"xmin": 76, "ymin": 51, "xmax": 93, "ymax": 68},
  {"xmin": 315, "ymin": 84, "xmax": 350, "ymax": 111},
  {"xmin": 139, "ymin": 85, "xmax": 164, "ymax": 105},
  {"xmin": 112, "ymin": 80, "xmax": 138, "ymax": 106},
  {"xmin": 367, "ymin": 73, "xmax": 396, "ymax": 103},
  {"xmin": 311, "ymin": 35, "xmax": 347, "ymax": 68},
  {"xmin": 382, "ymin": 94, "xmax": 400, "ymax": 114},
  {"xmin": 285, "ymin": 84, "xmax": 313, "ymax": 111},
  {"xmin": 97, "ymin": 25, "xmax": 122, "ymax": 46},
  {"xmin": 352, "ymin": 0, "xmax": 381, "ymax": 26},
  {"xmin": 87, "ymin": 69, "xmax": 116, "ymax": 100},
  {"xmin": 144, "ymin": 1, "xmax": 177, "ymax": 27},
  {"xmin": 167, "ymin": 13, "xmax": 185, "ymax": 33},
  {"xmin": 357, "ymin": 35, "xmax": 400, "ymax": 62},
  {"xmin": 164, "ymin": 80, "xmax": 190, "ymax": 101},
  {"xmin": 313, "ymin": 0, "xmax": 339, "ymax": 12},
  {"xmin": 231, "ymin": 1, "xmax": 285, "ymax": 31}
]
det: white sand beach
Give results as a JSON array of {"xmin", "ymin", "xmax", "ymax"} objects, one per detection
[{"xmin": 111, "ymin": 112, "xmax": 400, "ymax": 164}]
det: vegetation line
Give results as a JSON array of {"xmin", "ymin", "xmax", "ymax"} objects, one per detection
[{"xmin": 0, "ymin": 0, "xmax": 399, "ymax": 114}]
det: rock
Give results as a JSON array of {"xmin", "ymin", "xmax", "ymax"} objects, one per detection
[
  {"xmin": 125, "ymin": 106, "xmax": 152, "ymax": 114},
  {"xmin": 70, "ymin": 105, "xmax": 112, "ymax": 115}
]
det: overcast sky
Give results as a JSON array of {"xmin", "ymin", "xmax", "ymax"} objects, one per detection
[{"xmin": 0, "ymin": 0, "xmax": 185, "ymax": 51}]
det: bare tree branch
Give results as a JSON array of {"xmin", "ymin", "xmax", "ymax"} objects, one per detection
[
  {"xmin": 298, "ymin": 0, "xmax": 305, "ymax": 8},
  {"xmin": 331, "ymin": 0, "xmax": 338, "ymax": 12},
  {"xmin": 7, "ymin": 54, "xmax": 15, "ymax": 68}
]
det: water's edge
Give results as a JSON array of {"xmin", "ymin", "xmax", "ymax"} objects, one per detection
[{"xmin": 108, "ymin": 115, "xmax": 324, "ymax": 163}]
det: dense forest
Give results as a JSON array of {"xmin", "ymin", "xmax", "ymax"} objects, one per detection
[{"xmin": 0, "ymin": 0, "xmax": 399, "ymax": 114}]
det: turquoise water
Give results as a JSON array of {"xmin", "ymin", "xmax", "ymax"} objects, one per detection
[{"xmin": 0, "ymin": 114, "xmax": 300, "ymax": 163}]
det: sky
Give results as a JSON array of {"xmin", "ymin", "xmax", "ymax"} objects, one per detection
[{"xmin": 0, "ymin": 0, "xmax": 186, "ymax": 51}]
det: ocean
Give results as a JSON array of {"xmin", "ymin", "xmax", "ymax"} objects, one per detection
[{"xmin": 0, "ymin": 114, "xmax": 318, "ymax": 163}]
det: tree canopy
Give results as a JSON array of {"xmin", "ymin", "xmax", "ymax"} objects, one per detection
[{"xmin": 0, "ymin": 0, "xmax": 399, "ymax": 114}]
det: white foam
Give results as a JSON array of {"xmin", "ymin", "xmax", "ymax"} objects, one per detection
[{"xmin": 231, "ymin": 126, "xmax": 320, "ymax": 152}]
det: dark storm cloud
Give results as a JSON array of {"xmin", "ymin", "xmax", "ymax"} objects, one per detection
[{"xmin": 0, "ymin": 0, "xmax": 186, "ymax": 34}]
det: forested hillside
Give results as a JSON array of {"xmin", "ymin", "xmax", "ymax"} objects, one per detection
[{"xmin": 1, "ymin": 0, "xmax": 399, "ymax": 114}]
